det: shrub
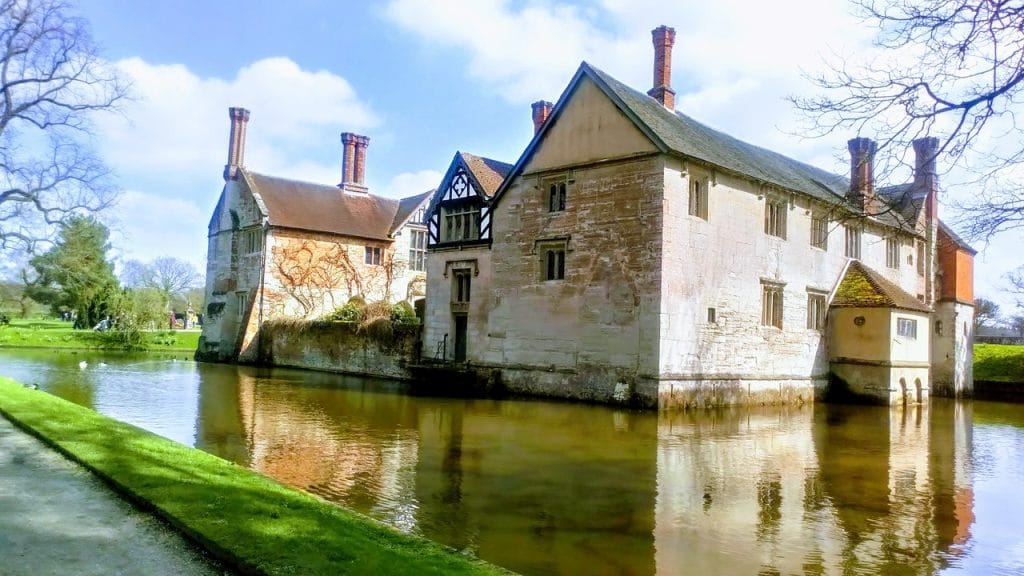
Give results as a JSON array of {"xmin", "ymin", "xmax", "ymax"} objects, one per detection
[
  {"xmin": 391, "ymin": 301, "xmax": 418, "ymax": 326},
  {"xmin": 326, "ymin": 302, "xmax": 363, "ymax": 323}
]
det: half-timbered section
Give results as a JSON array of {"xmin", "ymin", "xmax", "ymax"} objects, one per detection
[{"xmin": 422, "ymin": 152, "xmax": 512, "ymax": 363}]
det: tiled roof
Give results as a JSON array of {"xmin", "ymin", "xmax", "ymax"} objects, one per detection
[
  {"xmin": 460, "ymin": 152, "xmax": 513, "ymax": 197},
  {"xmin": 244, "ymin": 170, "xmax": 422, "ymax": 241},
  {"xmin": 584, "ymin": 63, "xmax": 854, "ymax": 207},
  {"xmin": 390, "ymin": 189, "xmax": 433, "ymax": 233},
  {"xmin": 832, "ymin": 260, "xmax": 930, "ymax": 312}
]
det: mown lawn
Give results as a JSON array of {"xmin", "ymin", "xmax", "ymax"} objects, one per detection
[
  {"xmin": 0, "ymin": 318, "xmax": 199, "ymax": 352},
  {"xmin": 974, "ymin": 344, "xmax": 1024, "ymax": 383},
  {"xmin": 0, "ymin": 378, "xmax": 511, "ymax": 576}
]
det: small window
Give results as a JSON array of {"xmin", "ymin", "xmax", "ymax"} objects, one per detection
[
  {"xmin": 764, "ymin": 198, "xmax": 787, "ymax": 239},
  {"xmin": 707, "ymin": 307, "xmax": 717, "ymax": 323},
  {"xmin": 935, "ymin": 320, "xmax": 944, "ymax": 335},
  {"xmin": 761, "ymin": 282, "xmax": 784, "ymax": 328},
  {"xmin": 364, "ymin": 246, "xmax": 382, "ymax": 265},
  {"xmin": 810, "ymin": 214, "xmax": 828, "ymax": 250},
  {"xmin": 689, "ymin": 178, "xmax": 708, "ymax": 220},
  {"xmin": 242, "ymin": 228, "xmax": 262, "ymax": 254},
  {"xmin": 548, "ymin": 181, "xmax": 567, "ymax": 212},
  {"xmin": 235, "ymin": 291, "xmax": 247, "ymax": 321},
  {"xmin": 886, "ymin": 237, "xmax": 900, "ymax": 269},
  {"xmin": 845, "ymin": 225, "xmax": 861, "ymax": 259},
  {"xmin": 453, "ymin": 271, "xmax": 471, "ymax": 303},
  {"xmin": 916, "ymin": 241, "xmax": 925, "ymax": 276},
  {"xmin": 807, "ymin": 292, "xmax": 827, "ymax": 331},
  {"xmin": 545, "ymin": 249, "xmax": 566, "ymax": 280},
  {"xmin": 897, "ymin": 317, "xmax": 918, "ymax": 339},
  {"xmin": 409, "ymin": 230, "xmax": 427, "ymax": 272}
]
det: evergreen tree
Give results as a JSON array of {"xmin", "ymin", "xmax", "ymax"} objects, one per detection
[{"xmin": 26, "ymin": 216, "xmax": 119, "ymax": 328}]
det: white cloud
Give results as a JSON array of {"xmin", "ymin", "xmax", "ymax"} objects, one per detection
[
  {"xmin": 98, "ymin": 57, "xmax": 376, "ymax": 183},
  {"xmin": 381, "ymin": 169, "xmax": 444, "ymax": 199},
  {"xmin": 106, "ymin": 190, "xmax": 207, "ymax": 273},
  {"xmin": 92, "ymin": 57, "xmax": 379, "ymax": 268}
]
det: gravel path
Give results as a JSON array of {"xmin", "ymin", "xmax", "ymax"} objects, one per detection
[{"xmin": 0, "ymin": 415, "xmax": 227, "ymax": 576}]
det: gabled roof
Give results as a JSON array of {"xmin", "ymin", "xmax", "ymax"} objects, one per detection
[
  {"xmin": 242, "ymin": 170, "xmax": 426, "ymax": 242},
  {"xmin": 460, "ymin": 152, "xmax": 513, "ymax": 198},
  {"xmin": 832, "ymin": 261, "xmax": 930, "ymax": 312},
  {"xmin": 491, "ymin": 61, "xmax": 924, "ymax": 235},
  {"xmin": 390, "ymin": 189, "xmax": 433, "ymax": 233},
  {"xmin": 938, "ymin": 221, "xmax": 977, "ymax": 255}
]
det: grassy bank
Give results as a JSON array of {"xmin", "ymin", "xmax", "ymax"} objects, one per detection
[
  {"xmin": 0, "ymin": 319, "xmax": 198, "ymax": 352},
  {"xmin": 0, "ymin": 377, "xmax": 509, "ymax": 575},
  {"xmin": 974, "ymin": 344, "xmax": 1024, "ymax": 384}
]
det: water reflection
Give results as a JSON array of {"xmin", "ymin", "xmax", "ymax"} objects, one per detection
[{"xmin": 1, "ymin": 350, "xmax": 1022, "ymax": 575}]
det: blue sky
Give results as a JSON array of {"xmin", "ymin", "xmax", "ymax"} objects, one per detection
[{"xmin": 67, "ymin": 0, "xmax": 1019, "ymax": 307}]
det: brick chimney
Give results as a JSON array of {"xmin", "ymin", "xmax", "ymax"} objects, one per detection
[
  {"xmin": 847, "ymin": 137, "xmax": 879, "ymax": 213},
  {"xmin": 914, "ymin": 136, "xmax": 940, "ymax": 305},
  {"xmin": 224, "ymin": 107, "xmax": 250, "ymax": 181},
  {"xmin": 340, "ymin": 132, "xmax": 369, "ymax": 193},
  {"xmin": 648, "ymin": 25, "xmax": 676, "ymax": 109},
  {"xmin": 531, "ymin": 100, "xmax": 553, "ymax": 134}
]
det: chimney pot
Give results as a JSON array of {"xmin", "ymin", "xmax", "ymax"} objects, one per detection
[
  {"xmin": 224, "ymin": 107, "xmax": 250, "ymax": 181},
  {"xmin": 647, "ymin": 25, "xmax": 676, "ymax": 109},
  {"xmin": 847, "ymin": 137, "xmax": 879, "ymax": 213},
  {"xmin": 340, "ymin": 132, "xmax": 357, "ymax": 186},
  {"xmin": 531, "ymin": 100, "xmax": 553, "ymax": 134}
]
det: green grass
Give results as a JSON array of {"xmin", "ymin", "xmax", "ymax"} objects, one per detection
[
  {"xmin": 974, "ymin": 344, "xmax": 1024, "ymax": 383},
  {"xmin": 0, "ymin": 318, "xmax": 199, "ymax": 352},
  {"xmin": 0, "ymin": 377, "xmax": 511, "ymax": 575}
]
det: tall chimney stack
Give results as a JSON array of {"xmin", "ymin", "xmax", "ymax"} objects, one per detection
[
  {"xmin": 913, "ymin": 137, "xmax": 939, "ymax": 198},
  {"xmin": 340, "ymin": 132, "xmax": 369, "ymax": 193},
  {"xmin": 224, "ymin": 107, "xmax": 250, "ymax": 181},
  {"xmin": 340, "ymin": 132, "xmax": 357, "ymax": 186},
  {"xmin": 531, "ymin": 100, "xmax": 553, "ymax": 135},
  {"xmin": 648, "ymin": 25, "xmax": 676, "ymax": 109},
  {"xmin": 913, "ymin": 136, "xmax": 940, "ymax": 305},
  {"xmin": 353, "ymin": 135, "xmax": 370, "ymax": 185},
  {"xmin": 847, "ymin": 137, "xmax": 878, "ymax": 213}
]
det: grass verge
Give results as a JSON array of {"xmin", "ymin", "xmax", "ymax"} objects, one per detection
[
  {"xmin": 974, "ymin": 344, "xmax": 1024, "ymax": 384},
  {"xmin": 0, "ymin": 377, "xmax": 511, "ymax": 576},
  {"xmin": 0, "ymin": 319, "xmax": 199, "ymax": 352}
]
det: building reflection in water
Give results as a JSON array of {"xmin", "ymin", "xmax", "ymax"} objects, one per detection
[{"xmin": 191, "ymin": 362, "xmax": 977, "ymax": 576}]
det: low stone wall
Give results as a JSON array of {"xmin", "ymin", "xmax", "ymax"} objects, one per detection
[
  {"xmin": 257, "ymin": 320, "xmax": 419, "ymax": 380},
  {"xmin": 658, "ymin": 377, "xmax": 822, "ymax": 410}
]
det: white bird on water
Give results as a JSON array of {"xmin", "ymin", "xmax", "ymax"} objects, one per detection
[{"xmin": 78, "ymin": 360, "xmax": 87, "ymax": 370}]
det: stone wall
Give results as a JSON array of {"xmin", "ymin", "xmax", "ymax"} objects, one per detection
[
  {"xmin": 932, "ymin": 301, "xmax": 974, "ymax": 397},
  {"xmin": 257, "ymin": 320, "xmax": 419, "ymax": 380}
]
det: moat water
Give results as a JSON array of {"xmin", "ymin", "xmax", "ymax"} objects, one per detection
[{"xmin": 1, "ymin": 348, "xmax": 1022, "ymax": 576}]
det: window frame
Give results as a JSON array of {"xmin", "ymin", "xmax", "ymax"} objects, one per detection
[
  {"xmin": 764, "ymin": 197, "xmax": 788, "ymax": 239},
  {"xmin": 689, "ymin": 177, "xmax": 708, "ymax": 220},
  {"xmin": 897, "ymin": 317, "xmax": 918, "ymax": 339},
  {"xmin": 408, "ymin": 229, "xmax": 427, "ymax": 272},
  {"xmin": 886, "ymin": 237, "xmax": 900, "ymax": 269},
  {"xmin": 441, "ymin": 203, "xmax": 481, "ymax": 242},
  {"xmin": 845, "ymin": 225, "xmax": 862, "ymax": 259},
  {"xmin": 235, "ymin": 291, "xmax": 247, "ymax": 322},
  {"xmin": 452, "ymin": 270, "xmax": 472, "ymax": 304},
  {"xmin": 364, "ymin": 246, "xmax": 382, "ymax": 266},
  {"xmin": 761, "ymin": 281, "xmax": 785, "ymax": 329},
  {"xmin": 806, "ymin": 291, "xmax": 827, "ymax": 331},
  {"xmin": 810, "ymin": 213, "xmax": 828, "ymax": 250},
  {"xmin": 916, "ymin": 241, "xmax": 925, "ymax": 276}
]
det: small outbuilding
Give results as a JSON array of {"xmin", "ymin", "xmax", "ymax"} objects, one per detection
[{"xmin": 829, "ymin": 261, "xmax": 932, "ymax": 404}]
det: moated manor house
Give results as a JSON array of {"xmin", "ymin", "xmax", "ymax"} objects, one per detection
[{"xmin": 199, "ymin": 26, "xmax": 975, "ymax": 409}]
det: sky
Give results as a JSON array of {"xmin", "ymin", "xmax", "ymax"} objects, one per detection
[{"xmin": 58, "ymin": 0, "xmax": 1021, "ymax": 310}]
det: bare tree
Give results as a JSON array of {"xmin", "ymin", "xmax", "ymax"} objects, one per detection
[
  {"xmin": 973, "ymin": 297, "xmax": 1001, "ymax": 330},
  {"xmin": 121, "ymin": 256, "xmax": 200, "ymax": 305},
  {"xmin": 0, "ymin": 0, "xmax": 128, "ymax": 252},
  {"xmin": 792, "ymin": 1, "xmax": 1024, "ymax": 239}
]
